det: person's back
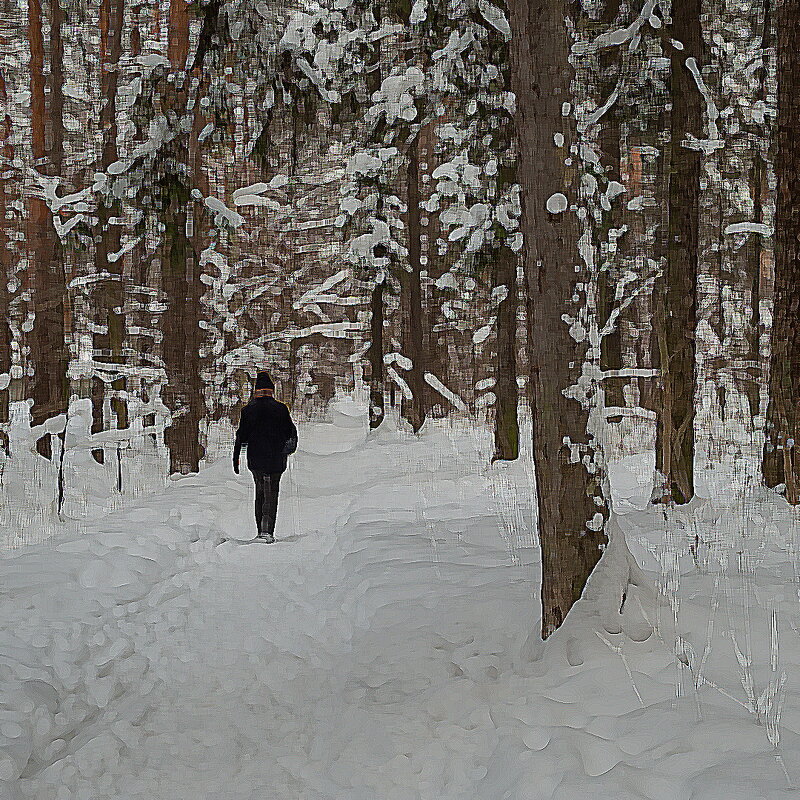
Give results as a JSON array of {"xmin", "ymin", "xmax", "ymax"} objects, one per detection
[
  {"xmin": 237, "ymin": 395, "xmax": 296, "ymax": 473},
  {"xmin": 233, "ymin": 371, "xmax": 297, "ymax": 542}
]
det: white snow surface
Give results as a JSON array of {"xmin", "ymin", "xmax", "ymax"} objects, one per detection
[{"xmin": 3, "ymin": 409, "xmax": 800, "ymax": 799}]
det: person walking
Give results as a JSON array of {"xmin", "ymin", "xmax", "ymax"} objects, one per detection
[{"xmin": 233, "ymin": 371, "xmax": 298, "ymax": 542}]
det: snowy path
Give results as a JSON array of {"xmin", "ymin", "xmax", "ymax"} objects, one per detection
[
  {"xmin": 5, "ymin": 415, "xmax": 800, "ymax": 799},
  {"xmin": 5, "ymin": 419, "xmax": 541, "ymax": 800}
]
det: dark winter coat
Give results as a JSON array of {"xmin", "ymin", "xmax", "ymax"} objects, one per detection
[{"xmin": 233, "ymin": 396, "xmax": 298, "ymax": 474}]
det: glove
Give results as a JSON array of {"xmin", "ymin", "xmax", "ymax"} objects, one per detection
[
  {"xmin": 282, "ymin": 435, "xmax": 298, "ymax": 457},
  {"xmin": 233, "ymin": 461, "xmax": 239, "ymax": 475}
]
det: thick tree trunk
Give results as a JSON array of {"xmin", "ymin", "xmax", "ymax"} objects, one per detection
[
  {"xmin": 368, "ymin": 278, "xmax": 385, "ymax": 429},
  {"xmin": 400, "ymin": 136, "xmax": 426, "ymax": 433},
  {"xmin": 654, "ymin": 0, "xmax": 703, "ymax": 504},
  {"xmin": 161, "ymin": 199, "xmax": 204, "ymax": 474},
  {"xmin": 161, "ymin": 3, "xmax": 205, "ymax": 474},
  {"xmin": 509, "ymin": 0, "xmax": 609, "ymax": 638},
  {"xmin": 28, "ymin": 0, "xmax": 70, "ymax": 457},
  {"xmin": 92, "ymin": 0, "xmax": 128, "ymax": 464},
  {"xmin": 763, "ymin": 0, "xmax": 800, "ymax": 501},
  {"xmin": 493, "ymin": 244, "xmax": 519, "ymax": 461}
]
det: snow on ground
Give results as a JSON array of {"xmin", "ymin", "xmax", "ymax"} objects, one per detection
[{"xmin": 2, "ymin": 405, "xmax": 800, "ymax": 799}]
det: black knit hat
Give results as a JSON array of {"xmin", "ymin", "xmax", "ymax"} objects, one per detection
[{"xmin": 255, "ymin": 371, "xmax": 275, "ymax": 391}]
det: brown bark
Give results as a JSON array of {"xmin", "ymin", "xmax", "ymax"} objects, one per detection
[
  {"xmin": 368, "ymin": 278, "xmax": 385, "ymax": 429},
  {"xmin": 92, "ymin": 0, "xmax": 128, "ymax": 463},
  {"xmin": 167, "ymin": 0, "xmax": 190, "ymax": 69},
  {"xmin": 597, "ymin": 0, "xmax": 625, "ymax": 412},
  {"xmin": 400, "ymin": 135, "xmax": 426, "ymax": 433},
  {"xmin": 160, "ymin": 0, "xmax": 205, "ymax": 474},
  {"xmin": 0, "ymin": 66, "xmax": 12, "ymax": 448},
  {"xmin": 763, "ymin": 0, "xmax": 800, "ymax": 501},
  {"xmin": 28, "ymin": 0, "xmax": 70, "ymax": 455},
  {"xmin": 742, "ymin": 0, "xmax": 772, "ymax": 420},
  {"xmin": 654, "ymin": 0, "xmax": 703, "ymax": 505},
  {"xmin": 509, "ymin": 0, "xmax": 609, "ymax": 638},
  {"xmin": 492, "ymin": 244, "xmax": 519, "ymax": 461}
]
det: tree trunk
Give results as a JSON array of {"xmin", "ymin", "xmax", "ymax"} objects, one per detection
[
  {"xmin": 161, "ymin": 2, "xmax": 205, "ymax": 474},
  {"xmin": 763, "ymin": 0, "xmax": 800, "ymax": 501},
  {"xmin": 28, "ymin": 0, "xmax": 70, "ymax": 458},
  {"xmin": 368, "ymin": 277, "xmax": 385, "ymax": 429},
  {"xmin": 0, "ymin": 66, "xmax": 12, "ymax": 452},
  {"xmin": 596, "ymin": 0, "xmax": 625, "ymax": 413},
  {"xmin": 167, "ymin": 0, "xmax": 189, "ymax": 69},
  {"xmin": 508, "ymin": 0, "xmax": 609, "ymax": 638},
  {"xmin": 654, "ymin": 0, "xmax": 703, "ymax": 504},
  {"xmin": 743, "ymin": 0, "xmax": 772, "ymax": 420},
  {"xmin": 92, "ymin": 0, "xmax": 128, "ymax": 464},
  {"xmin": 493, "ymin": 244, "xmax": 519, "ymax": 461},
  {"xmin": 161, "ymin": 196, "xmax": 204, "ymax": 474},
  {"xmin": 400, "ymin": 135, "xmax": 426, "ymax": 433}
]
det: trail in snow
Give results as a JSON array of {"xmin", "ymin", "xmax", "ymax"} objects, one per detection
[{"xmin": 3, "ymin": 407, "xmax": 800, "ymax": 800}]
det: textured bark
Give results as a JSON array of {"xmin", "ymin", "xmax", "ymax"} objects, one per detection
[
  {"xmin": 492, "ymin": 244, "xmax": 519, "ymax": 461},
  {"xmin": 654, "ymin": 0, "xmax": 702, "ymax": 504},
  {"xmin": 167, "ymin": 0, "xmax": 189, "ymax": 69},
  {"xmin": 161, "ymin": 4, "xmax": 205, "ymax": 474},
  {"xmin": 400, "ymin": 136, "xmax": 426, "ymax": 433},
  {"xmin": 368, "ymin": 278, "xmax": 385, "ymax": 429},
  {"xmin": 742, "ymin": 0, "xmax": 772, "ymax": 420},
  {"xmin": 161, "ymin": 194, "xmax": 204, "ymax": 474},
  {"xmin": 744, "ymin": 152, "xmax": 764, "ymax": 420},
  {"xmin": 763, "ymin": 0, "xmax": 800, "ymax": 501},
  {"xmin": 92, "ymin": 0, "xmax": 128, "ymax": 463},
  {"xmin": 597, "ymin": 0, "xmax": 625, "ymax": 412},
  {"xmin": 508, "ymin": 0, "xmax": 609, "ymax": 638},
  {"xmin": 0, "ymin": 66, "xmax": 12, "ymax": 449},
  {"xmin": 28, "ymin": 0, "xmax": 70, "ymax": 455}
]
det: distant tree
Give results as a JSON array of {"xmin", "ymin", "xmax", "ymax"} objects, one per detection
[
  {"xmin": 27, "ymin": 0, "xmax": 70, "ymax": 458},
  {"xmin": 0, "ymin": 62, "xmax": 13, "ymax": 453},
  {"xmin": 653, "ymin": 0, "xmax": 704, "ymax": 505},
  {"xmin": 91, "ymin": 0, "xmax": 128, "ymax": 463}
]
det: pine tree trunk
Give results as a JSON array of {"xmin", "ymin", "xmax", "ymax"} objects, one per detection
[
  {"xmin": 597, "ymin": 0, "xmax": 625, "ymax": 413},
  {"xmin": 92, "ymin": 0, "xmax": 127, "ymax": 464},
  {"xmin": 508, "ymin": 0, "xmax": 609, "ymax": 638},
  {"xmin": 0, "ymin": 66, "xmax": 12, "ymax": 451},
  {"xmin": 763, "ymin": 0, "xmax": 800, "ymax": 501},
  {"xmin": 368, "ymin": 278, "xmax": 385, "ymax": 429},
  {"xmin": 493, "ymin": 244, "xmax": 519, "ymax": 461},
  {"xmin": 161, "ymin": 199, "xmax": 204, "ymax": 474},
  {"xmin": 654, "ymin": 0, "xmax": 703, "ymax": 504},
  {"xmin": 742, "ymin": 0, "xmax": 772, "ymax": 420},
  {"xmin": 161, "ymin": 3, "xmax": 204, "ymax": 474},
  {"xmin": 491, "ymin": 15, "xmax": 520, "ymax": 459},
  {"xmin": 744, "ymin": 154, "xmax": 764, "ymax": 420},
  {"xmin": 167, "ymin": 0, "xmax": 189, "ymax": 69},
  {"xmin": 400, "ymin": 136, "xmax": 426, "ymax": 433},
  {"xmin": 28, "ymin": 0, "xmax": 70, "ymax": 457}
]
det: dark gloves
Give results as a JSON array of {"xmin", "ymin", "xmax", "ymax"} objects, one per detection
[{"xmin": 282, "ymin": 435, "xmax": 298, "ymax": 456}]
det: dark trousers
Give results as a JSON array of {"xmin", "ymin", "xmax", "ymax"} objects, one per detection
[{"xmin": 251, "ymin": 470, "xmax": 282, "ymax": 537}]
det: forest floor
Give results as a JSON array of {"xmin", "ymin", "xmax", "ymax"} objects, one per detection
[{"xmin": 3, "ymin": 402, "xmax": 800, "ymax": 799}]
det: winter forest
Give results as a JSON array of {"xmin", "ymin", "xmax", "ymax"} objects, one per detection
[{"xmin": 3, "ymin": 0, "xmax": 800, "ymax": 796}]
